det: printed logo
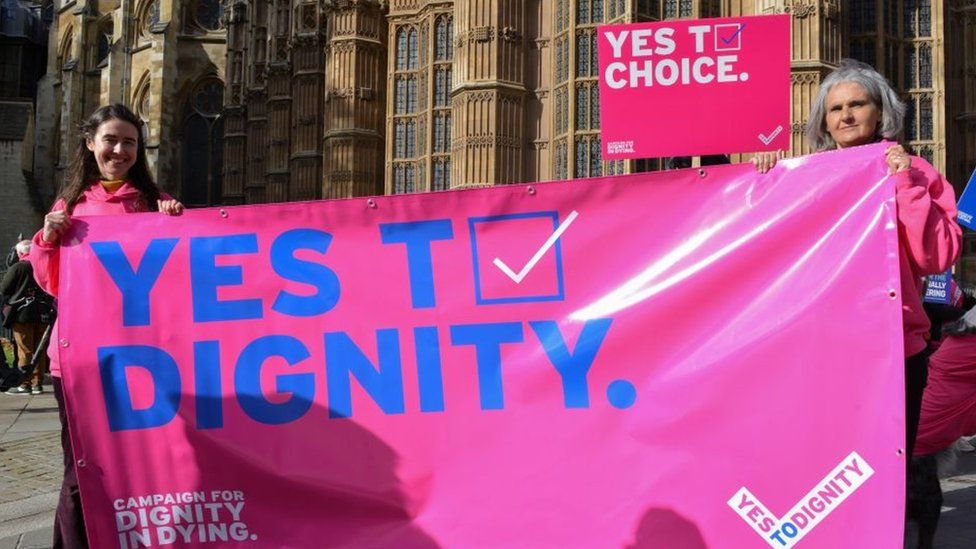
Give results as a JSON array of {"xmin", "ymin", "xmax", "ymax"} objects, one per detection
[
  {"xmin": 728, "ymin": 451, "xmax": 873, "ymax": 548},
  {"xmin": 608, "ymin": 141, "xmax": 635, "ymax": 154},
  {"xmin": 114, "ymin": 489, "xmax": 257, "ymax": 548}
]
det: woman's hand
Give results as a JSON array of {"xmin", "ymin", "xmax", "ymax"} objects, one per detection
[
  {"xmin": 42, "ymin": 210, "xmax": 70, "ymax": 244},
  {"xmin": 157, "ymin": 199, "xmax": 184, "ymax": 216},
  {"xmin": 885, "ymin": 145, "xmax": 912, "ymax": 174},
  {"xmin": 752, "ymin": 150, "xmax": 784, "ymax": 174}
]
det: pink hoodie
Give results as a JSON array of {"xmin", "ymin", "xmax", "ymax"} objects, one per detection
[
  {"xmin": 894, "ymin": 156, "xmax": 962, "ymax": 358},
  {"xmin": 29, "ymin": 182, "xmax": 170, "ymax": 376}
]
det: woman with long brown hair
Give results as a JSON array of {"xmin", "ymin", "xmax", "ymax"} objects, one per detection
[{"xmin": 30, "ymin": 103, "xmax": 183, "ymax": 548}]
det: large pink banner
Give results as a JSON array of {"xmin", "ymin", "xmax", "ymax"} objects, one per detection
[
  {"xmin": 59, "ymin": 143, "xmax": 904, "ymax": 548},
  {"xmin": 598, "ymin": 15, "xmax": 791, "ymax": 159}
]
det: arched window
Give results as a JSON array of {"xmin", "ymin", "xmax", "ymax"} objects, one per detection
[
  {"xmin": 133, "ymin": 73, "xmax": 151, "ymax": 122},
  {"xmin": 138, "ymin": 0, "xmax": 160, "ymax": 42},
  {"xmin": 407, "ymin": 28, "xmax": 418, "ymax": 69},
  {"xmin": 180, "ymin": 78, "xmax": 224, "ymax": 206},
  {"xmin": 396, "ymin": 28, "xmax": 408, "ymax": 70},
  {"xmin": 435, "ymin": 16, "xmax": 453, "ymax": 61}
]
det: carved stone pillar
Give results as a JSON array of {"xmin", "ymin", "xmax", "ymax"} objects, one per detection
[
  {"xmin": 322, "ymin": 0, "xmax": 388, "ymax": 198},
  {"xmin": 450, "ymin": 0, "xmax": 526, "ymax": 187}
]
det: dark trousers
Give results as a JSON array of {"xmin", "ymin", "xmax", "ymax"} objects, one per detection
[
  {"xmin": 53, "ymin": 378, "xmax": 88, "ymax": 548},
  {"xmin": 905, "ymin": 351, "xmax": 929, "ymax": 459}
]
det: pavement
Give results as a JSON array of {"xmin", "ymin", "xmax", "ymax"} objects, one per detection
[{"xmin": 0, "ymin": 390, "xmax": 972, "ymax": 548}]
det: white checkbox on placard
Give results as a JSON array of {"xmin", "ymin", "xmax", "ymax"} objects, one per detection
[{"xmin": 714, "ymin": 23, "xmax": 744, "ymax": 52}]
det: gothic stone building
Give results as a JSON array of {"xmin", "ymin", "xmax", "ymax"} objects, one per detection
[{"xmin": 33, "ymin": 1, "xmax": 976, "ymax": 272}]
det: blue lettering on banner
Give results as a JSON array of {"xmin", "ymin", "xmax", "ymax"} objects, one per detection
[
  {"xmin": 450, "ymin": 322, "xmax": 525, "ymax": 410},
  {"xmin": 270, "ymin": 229, "xmax": 341, "ymax": 317},
  {"xmin": 530, "ymin": 319, "xmax": 613, "ymax": 408},
  {"xmin": 99, "ymin": 345, "xmax": 181, "ymax": 431},
  {"xmin": 190, "ymin": 234, "xmax": 264, "ymax": 323},
  {"xmin": 325, "ymin": 330, "xmax": 405, "ymax": 418},
  {"xmin": 91, "ymin": 221, "xmax": 624, "ymax": 431},
  {"xmin": 379, "ymin": 220, "xmax": 454, "ymax": 309},
  {"xmin": 234, "ymin": 335, "xmax": 315, "ymax": 425},
  {"xmin": 91, "ymin": 238, "xmax": 179, "ymax": 327}
]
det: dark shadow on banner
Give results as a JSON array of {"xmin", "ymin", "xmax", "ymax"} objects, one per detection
[
  {"xmin": 169, "ymin": 391, "xmax": 440, "ymax": 548},
  {"xmin": 626, "ymin": 507, "xmax": 707, "ymax": 549}
]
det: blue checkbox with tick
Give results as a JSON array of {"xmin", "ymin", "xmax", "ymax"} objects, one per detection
[
  {"xmin": 714, "ymin": 23, "xmax": 744, "ymax": 52},
  {"xmin": 468, "ymin": 211, "xmax": 573, "ymax": 305}
]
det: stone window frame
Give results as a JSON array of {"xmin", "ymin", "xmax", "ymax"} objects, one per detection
[
  {"xmin": 93, "ymin": 15, "xmax": 113, "ymax": 69},
  {"xmin": 179, "ymin": 76, "xmax": 226, "ymax": 207},
  {"xmin": 133, "ymin": 72, "xmax": 152, "ymax": 123},
  {"xmin": 135, "ymin": 0, "xmax": 161, "ymax": 45},
  {"xmin": 184, "ymin": 0, "xmax": 225, "ymax": 34}
]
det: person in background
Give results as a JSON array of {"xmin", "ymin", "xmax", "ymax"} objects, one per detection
[
  {"xmin": 0, "ymin": 240, "xmax": 52, "ymax": 395},
  {"xmin": 30, "ymin": 104, "xmax": 183, "ymax": 549}
]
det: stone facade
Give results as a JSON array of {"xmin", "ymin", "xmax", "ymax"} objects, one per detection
[
  {"xmin": 34, "ymin": 0, "xmax": 227, "ymax": 206},
  {"xmin": 29, "ymin": 1, "xmax": 976, "ymax": 277}
]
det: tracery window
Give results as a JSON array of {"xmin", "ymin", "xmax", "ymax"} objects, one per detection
[
  {"xmin": 576, "ymin": 0, "xmax": 603, "ymax": 24},
  {"xmin": 555, "ymin": 37, "xmax": 569, "ymax": 83},
  {"xmin": 394, "ymin": 76, "xmax": 417, "ymax": 114},
  {"xmin": 849, "ymin": 0, "xmax": 875, "ymax": 35},
  {"xmin": 664, "ymin": 0, "xmax": 677, "ymax": 19},
  {"xmin": 192, "ymin": 0, "xmax": 224, "ymax": 31},
  {"xmin": 918, "ymin": 43, "xmax": 931, "ymax": 88},
  {"xmin": 919, "ymin": 97, "xmax": 932, "ymax": 140},
  {"xmin": 574, "ymin": 84, "xmax": 600, "ymax": 131},
  {"xmin": 435, "ymin": 16, "xmax": 453, "ymax": 61},
  {"xmin": 905, "ymin": 45, "xmax": 918, "ymax": 88},
  {"xmin": 134, "ymin": 74, "xmax": 151, "ymax": 122},
  {"xmin": 180, "ymin": 78, "xmax": 224, "ymax": 207},
  {"xmin": 432, "ymin": 158, "xmax": 451, "ymax": 191},
  {"xmin": 679, "ymin": 0, "xmax": 692, "ymax": 17},
  {"xmin": 554, "ymin": 140, "xmax": 568, "ymax": 180},
  {"xmin": 396, "ymin": 28, "xmax": 408, "ymax": 70},
  {"xmin": 435, "ymin": 66, "xmax": 452, "ymax": 107},
  {"xmin": 393, "ymin": 163, "xmax": 416, "ymax": 194},
  {"xmin": 139, "ymin": 0, "xmax": 161, "ymax": 41},
  {"xmin": 554, "ymin": 87, "xmax": 568, "ymax": 135},
  {"xmin": 575, "ymin": 32, "xmax": 598, "ymax": 78},
  {"xmin": 574, "ymin": 136, "xmax": 602, "ymax": 178}
]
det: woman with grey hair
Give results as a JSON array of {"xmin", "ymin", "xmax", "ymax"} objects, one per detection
[{"xmin": 756, "ymin": 58, "xmax": 962, "ymax": 459}]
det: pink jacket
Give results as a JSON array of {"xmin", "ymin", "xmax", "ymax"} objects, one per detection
[
  {"xmin": 894, "ymin": 156, "xmax": 962, "ymax": 358},
  {"xmin": 30, "ymin": 183, "xmax": 168, "ymax": 376},
  {"xmin": 915, "ymin": 334, "xmax": 976, "ymax": 455}
]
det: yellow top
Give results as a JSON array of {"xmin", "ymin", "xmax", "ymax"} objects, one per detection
[{"xmin": 99, "ymin": 179, "xmax": 125, "ymax": 193}]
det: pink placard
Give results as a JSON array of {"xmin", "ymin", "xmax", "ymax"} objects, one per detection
[
  {"xmin": 598, "ymin": 15, "xmax": 791, "ymax": 159},
  {"xmin": 59, "ymin": 144, "xmax": 903, "ymax": 548}
]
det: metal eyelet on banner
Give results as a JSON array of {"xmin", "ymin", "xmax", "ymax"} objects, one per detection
[
  {"xmin": 77, "ymin": 459, "xmax": 86, "ymax": 468},
  {"xmin": 698, "ymin": 169, "xmax": 707, "ymax": 178},
  {"xmin": 219, "ymin": 209, "xmax": 228, "ymax": 218},
  {"xmin": 59, "ymin": 339, "xmax": 69, "ymax": 348},
  {"xmin": 367, "ymin": 199, "xmax": 377, "ymax": 209},
  {"xmin": 888, "ymin": 289, "xmax": 897, "ymax": 299},
  {"xmin": 527, "ymin": 186, "xmax": 536, "ymax": 195}
]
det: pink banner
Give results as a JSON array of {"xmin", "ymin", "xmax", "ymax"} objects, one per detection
[
  {"xmin": 59, "ymin": 143, "xmax": 903, "ymax": 548},
  {"xmin": 598, "ymin": 15, "xmax": 791, "ymax": 159}
]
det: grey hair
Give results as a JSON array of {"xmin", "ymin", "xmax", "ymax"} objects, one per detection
[
  {"xmin": 14, "ymin": 240, "xmax": 30, "ymax": 255},
  {"xmin": 805, "ymin": 59, "xmax": 906, "ymax": 152}
]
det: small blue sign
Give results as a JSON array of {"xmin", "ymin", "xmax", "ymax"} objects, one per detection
[
  {"xmin": 956, "ymin": 167, "xmax": 976, "ymax": 230},
  {"xmin": 923, "ymin": 269, "xmax": 955, "ymax": 305}
]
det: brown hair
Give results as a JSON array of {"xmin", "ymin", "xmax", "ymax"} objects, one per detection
[{"xmin": 60, "ymin": 103, "xmax": 160, "ymax": 213}]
